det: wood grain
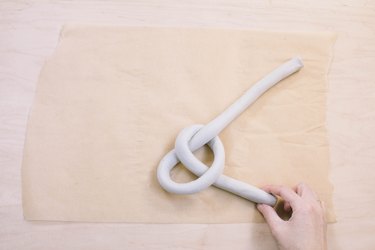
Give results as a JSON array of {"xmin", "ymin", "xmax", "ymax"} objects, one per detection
[{"xmin": 1, "ymin": 0, "xmax": 375, "ymax": 249}]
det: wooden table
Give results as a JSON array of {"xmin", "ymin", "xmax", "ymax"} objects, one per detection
[{"xmin": 1, "ymin": 1, "xmax": 374, "ymax": 249}]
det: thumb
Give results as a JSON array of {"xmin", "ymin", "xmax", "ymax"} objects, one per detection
[{"xmin": 257, "ymin": 204, "xmax": 282, "ymax": 229}]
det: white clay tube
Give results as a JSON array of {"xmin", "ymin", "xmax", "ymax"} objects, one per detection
[{"xmin": 157, "ymin": 57, "xmax": 304, "ymax": 206}]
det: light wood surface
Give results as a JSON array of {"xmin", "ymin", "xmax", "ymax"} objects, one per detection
[{"xmin": 1, "ymin": 1, "xmax": 374, "ymax": 249}]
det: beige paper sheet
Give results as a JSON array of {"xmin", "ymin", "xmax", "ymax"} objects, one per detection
[{"xmin": 22, "ymin": 26, "xmax": 336, "ymax": 223}]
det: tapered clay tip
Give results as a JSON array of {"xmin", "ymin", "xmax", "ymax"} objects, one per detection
[{"xmin": 293, "ymin": 56, "xmax": 304, "ymax": 68}]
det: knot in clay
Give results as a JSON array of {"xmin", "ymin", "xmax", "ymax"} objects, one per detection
[{"xmin": 157, "ymin": 57, "xmax": 304, "ymax": 205}]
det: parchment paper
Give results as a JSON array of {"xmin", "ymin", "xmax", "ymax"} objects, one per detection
[{"xmin": 22, "ymin": 26, "xmax": 336, "ymax": 223}]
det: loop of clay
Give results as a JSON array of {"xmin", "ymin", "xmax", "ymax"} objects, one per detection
[{"xmin": 157, "ymin": 57, "xmax": 304, "ymax": 205}]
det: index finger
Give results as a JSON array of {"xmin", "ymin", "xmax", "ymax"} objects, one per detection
[{"xmin": 262, "ymin": 185, "xmax": 301, "ymax": 207}]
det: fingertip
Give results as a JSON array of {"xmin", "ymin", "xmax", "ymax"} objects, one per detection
[
  {"xmin": 256, "ymin": 203, "xmax": 264, "ymax": 211},
  {"xmin": 260, "ymin": 184, "xmax": 277, "ymax": 194},
  {"xmin": 317, "ymin": 199, "xmax": 326, "ymax": 212},
  {"xmin": 257, "ymin": 204, "xmax": 282, "ymax": 227},
  {"xmin": 283, "ymin": 201, "xmax": 291, "ymax": 212},
  {"xmin": 257, "ymin": 203, "xmax": 273, "ymax": 213},
  {"xmin": 297, "ymin": 182, "xmax": 319, "ymax": 200},
  {"xmin": 296, "ymin": 182, "xmax": 305, "ymax": 195},
  {"xmin": 257, "ymin": 203, "xmax": 269, "ymax": 215}
]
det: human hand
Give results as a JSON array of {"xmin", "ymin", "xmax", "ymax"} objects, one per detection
[{"xmin": 257, "ymin": 183, "xmax": 327, "ymax": 250}]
